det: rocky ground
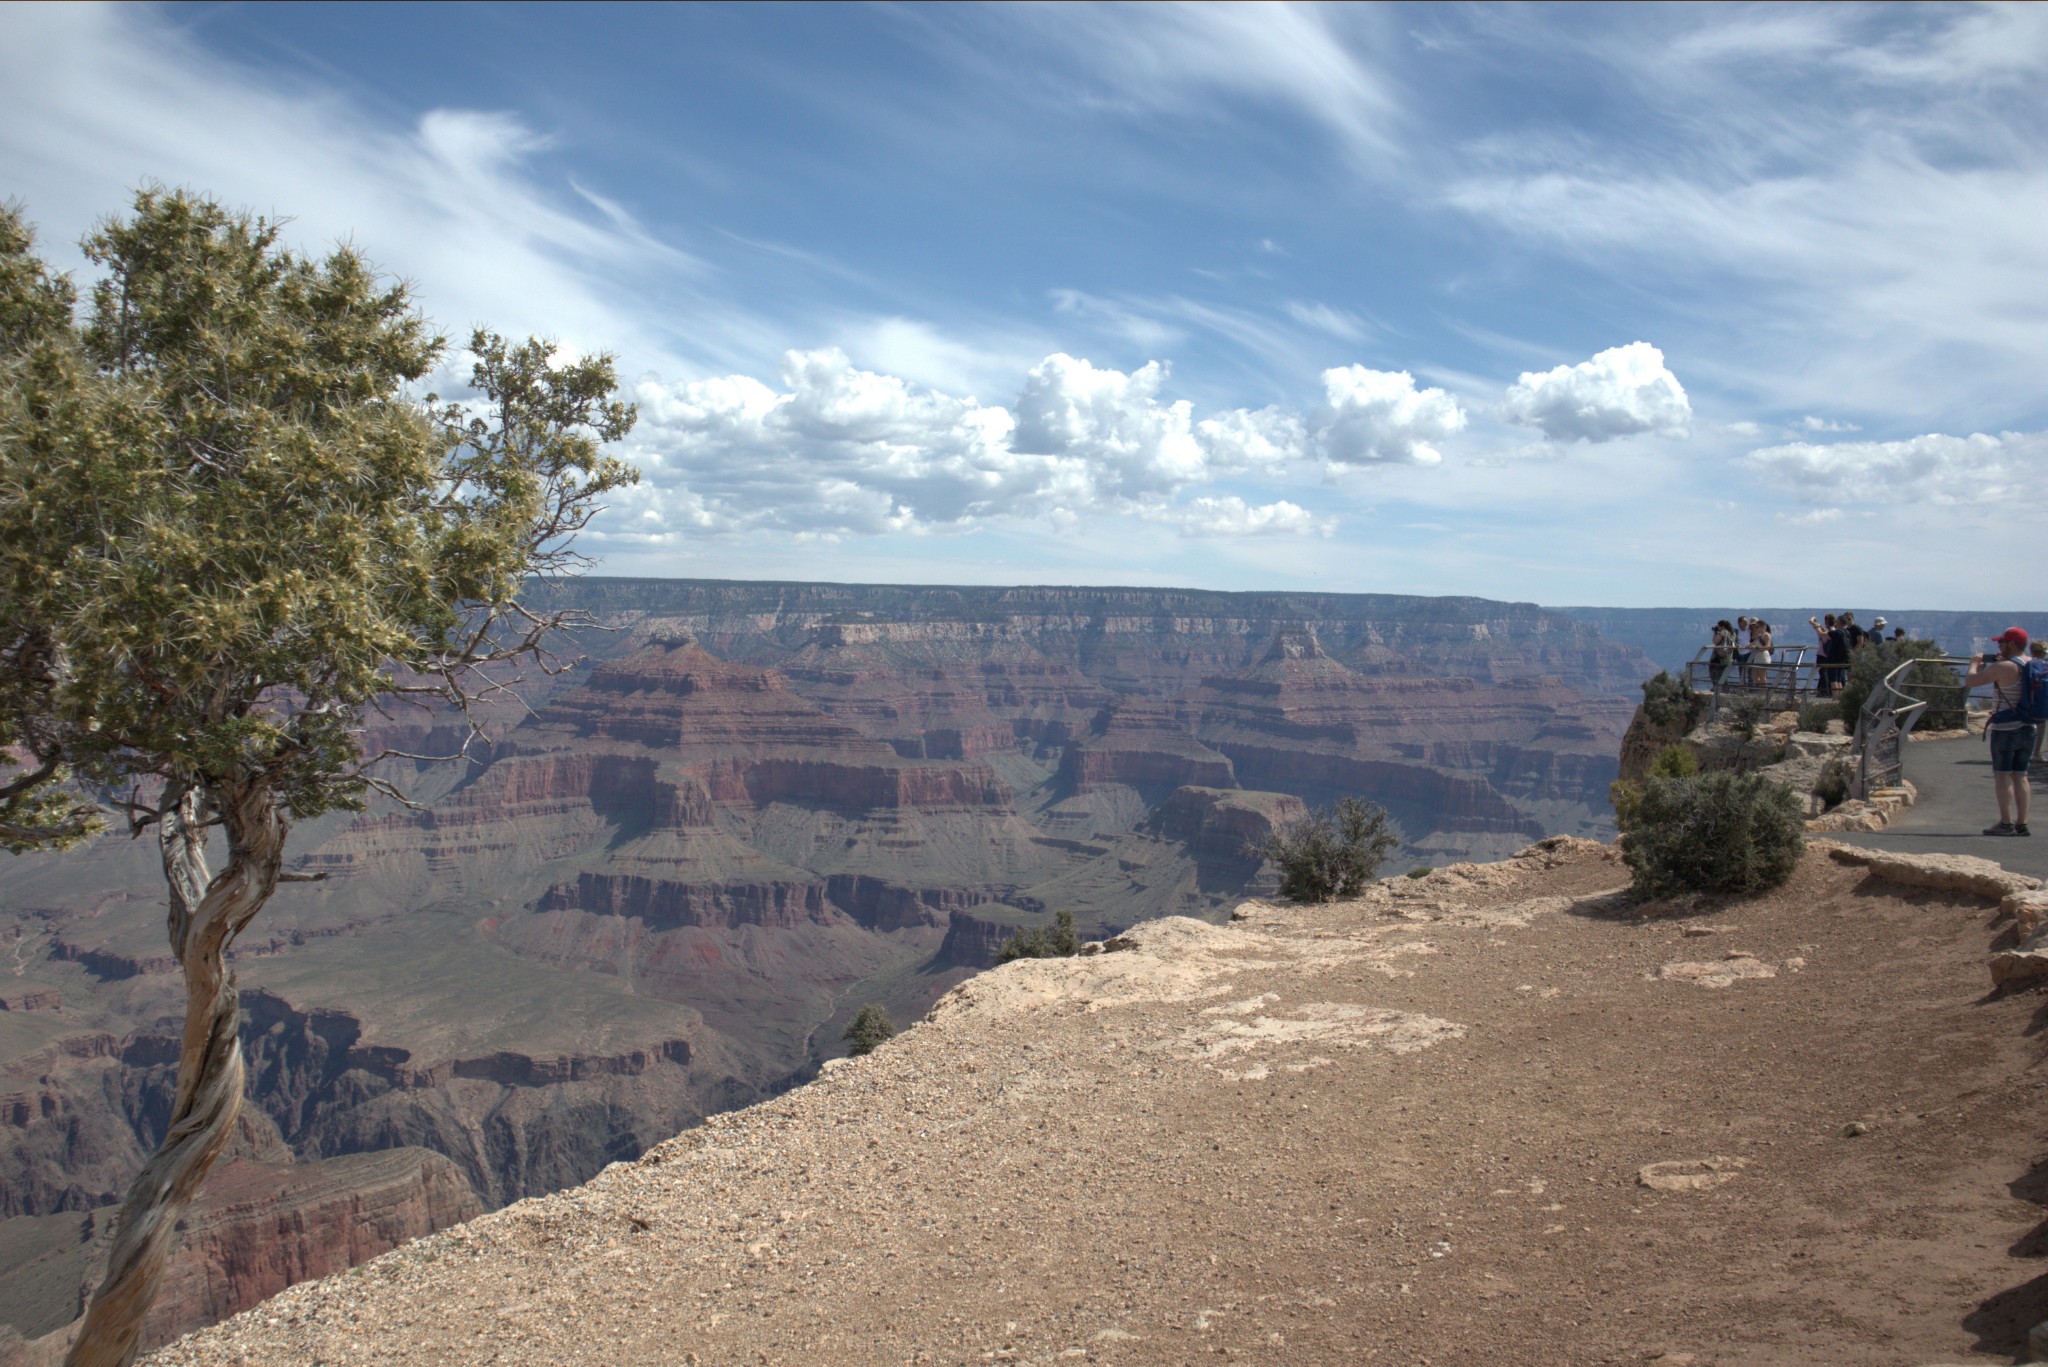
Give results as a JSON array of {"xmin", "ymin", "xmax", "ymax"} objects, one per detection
[{"xmin": 139, "ymin": 837, "xmax": 2048, "ymax": 1367}]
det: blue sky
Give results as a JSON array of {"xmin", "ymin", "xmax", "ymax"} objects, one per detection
[{"xmin": 3, "ymin": 2, "xmax": 2045, "ymax": 607}]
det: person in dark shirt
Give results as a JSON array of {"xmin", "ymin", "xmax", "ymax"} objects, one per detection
[{"xmin": 1840, "ymin": 612, "xmax": 1866, "ymax": 653}]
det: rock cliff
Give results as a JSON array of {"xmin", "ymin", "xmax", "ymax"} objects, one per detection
[{"xmin": 0, "ymin": 578, "xmax": 1652, "ymax": 1349}]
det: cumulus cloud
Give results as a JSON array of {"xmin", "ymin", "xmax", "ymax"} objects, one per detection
[
  {"xmin": 1746, "ymin": 429, "xmax": 2048, "ymax": 504},
  {"xmin": 1011, "ymin": 353, "xmax": 1204, "ymax": 497},
  {"xmin": 1311, "ymin": 365, "xmax": 1467, "ymax": 467},
  {"xmin": 1499, "ymin": 342, "xmax": 1692, "ymax": 443},
  {"xmin": 627, "ymin": 348, "xmax": 1071, "ymax": 538},
  {"xmin": 609, "ymin": 347, "xmax": 1474, "ymax": 542},
  {"xmin": 1150, "ymin": 496, "xmax": 1333, "ymax": 538}
]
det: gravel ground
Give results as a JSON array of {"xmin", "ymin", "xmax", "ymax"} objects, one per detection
[{"xmin": 145, "ymin": 837, "xmax": 2048, "ymax": 1366}]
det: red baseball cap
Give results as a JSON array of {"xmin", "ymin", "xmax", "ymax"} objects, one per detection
[{"xmin": 1996, "ymin": 627, "xmax": 2029, "ymax": 648}]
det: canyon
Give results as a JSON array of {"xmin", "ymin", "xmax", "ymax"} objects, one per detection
[{"xmin": 0, "ymin": 580, "xmax": 1649, "ymax": 1355}]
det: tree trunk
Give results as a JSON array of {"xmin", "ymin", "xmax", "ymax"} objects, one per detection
[{"xmin": 66, "ymin": 774, "xmax": 286, "ymax": 1367}]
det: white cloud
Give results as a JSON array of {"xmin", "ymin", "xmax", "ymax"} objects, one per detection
[
  {"xmin": 1151, "ymin": 496, "xmax": 1332, "ymax": 538},
  {"xmin": 609, "ymin": 346, "xmax": 1466, "ymax": 541},
  {"xmin": 1798, "ymin": 415, "xmax": 1860, "ymax": 433},
  {"xmin": 1194, "ymin": 406, "xmax": 1307, "ymax": 470},
  {"xmin": 1746, "ymin": 429, "xmax": 2048, "ymax": 504},
  {"xmin": 1312, "ymin": 366, "xmax": 1466, "ymax": 467},
  {"xmin": 627, "ymin": 348, "xmax": 1070, "ymax": 537},
  {"xmin": 1498, "ymin": 342, "xmax": 1691, "ymax": 443},
  {"xmin": 1284, "ymin": 300, "xmax": 1369, "ymax": 341},
  {"xmin": 1778, "ymin": 507, "xmax": 1845, "ymax": 526},
  {"xmin": 1011, "ymin": 353, "xmax": 1206, "ymax": 497}
]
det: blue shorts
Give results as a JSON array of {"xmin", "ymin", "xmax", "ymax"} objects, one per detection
[{"xmin": 1991, "ymin": 725, "xmax": 2037, "ymax": 774}]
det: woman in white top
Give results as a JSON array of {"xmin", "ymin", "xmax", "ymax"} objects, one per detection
[{"xmin": 1749, "ymin": 620, "xmax": 1773, "ymax": 691}]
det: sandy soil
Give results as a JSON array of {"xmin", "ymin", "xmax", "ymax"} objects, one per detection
[{"xmin": 144, "ymin": 838, "xmax": 2048, "ymax": 1367}]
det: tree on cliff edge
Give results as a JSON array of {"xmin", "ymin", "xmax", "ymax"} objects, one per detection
[{"xmin": 0, "ymin": 190, "xmax": 637, "ymax": 1367}]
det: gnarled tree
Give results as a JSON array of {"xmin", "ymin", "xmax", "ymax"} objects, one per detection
[{"xmin": 0, "ymin": 190, "xmax": 638, "ymax": 1367}]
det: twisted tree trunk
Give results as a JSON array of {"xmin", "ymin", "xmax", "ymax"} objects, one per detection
[{"xmin": 66, "ymin": 774, "xmax": 287, "ymax": 1367}]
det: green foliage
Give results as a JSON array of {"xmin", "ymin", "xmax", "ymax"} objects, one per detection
[
  {"xmin": 1609, "ymin": 778, "xmax": 1643, "ymax": 831},
  {"xmin": 1838, "ymin": 638, "xmax": 1963, "ymax": 731},
  {"xmin": 1726, "ymin": 696, "xmax": 1770, "ymax": 742},
  {"xmin": 1647, "ymin": 744, "xmax": 1698, "ymax": 779},
  {"xmin": 1257, "ymin": 796, "xmax": 1398, "ymax": 904},
  {"xmin": 1795, "ymin": 699, "xmax": 1840, "ymax": 734},
  {"xmin": 1619, "ymin": 771, "xmax": 1805, "ymax": 900},
  {"xmin": 1814, "ymin": 766, "xmax": 1850, "ymax": 811},
  {"xmin": 842, "ymin": 1002, "xmax": 896, "ymax": 1056},
  {"xmin": 1406, "ymin": 865, "xmax": 1431, "ymax": 879},
  {"xmin": 0, "ymin": 189, "xmax": 639, "ymax": 845},
  {"xmin": 1640, "ymin": 670, "xmax": 1702, "ymax": 733},
  {"xmin": 997, "ymin": 908, "xmax": 1080, "ymax": 962}
]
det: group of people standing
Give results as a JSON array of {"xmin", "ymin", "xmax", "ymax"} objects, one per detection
[
  {"xmin": 1807, "ymin": 611, "xmax": 1903, "ymax": 697},
  {"xmin": 1706, "ymin": 610, "xmax": 1907, "ymax": 695}
]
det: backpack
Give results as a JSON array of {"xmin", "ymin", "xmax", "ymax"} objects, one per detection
[
  {"xmin": 1993, "ymin": 658, "xmax": 2048, "ymax": 724},
  {"xmin": 2023, "ymin": 658, "xmax": 2048, "ymax": 723}
]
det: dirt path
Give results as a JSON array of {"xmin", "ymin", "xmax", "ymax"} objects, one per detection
[{"xmin": 145, "ymin": 839, "xmax": 2048, "ymax": 1367}]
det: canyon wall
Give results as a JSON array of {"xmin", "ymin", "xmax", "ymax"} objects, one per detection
[{"xmin": 0, "ymin": 578, "xmax": 1651, "ymax": 1347}]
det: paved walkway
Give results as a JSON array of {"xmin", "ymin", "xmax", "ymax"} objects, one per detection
[{"xmin": 1830, "ymin": 735, "xmax": 2048, "ymax": 880}]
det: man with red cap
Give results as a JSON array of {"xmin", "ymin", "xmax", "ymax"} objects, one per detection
[{"xmin": 1966, "ymin": 627, "xmax": 2035, "ymax": 836}]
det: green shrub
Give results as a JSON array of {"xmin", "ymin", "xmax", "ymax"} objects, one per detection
[
  {"xmin": 1257, "ymin": 796, "xmax": 1399, "ymax": 903},
  {"xmin": 1609, "ymin": 778, "xmax": 1643, "ymax": 830},
  {"xmin": 1619, "ymin": 770, "xmax": 1805, "ymax": 900},
  {"xmin": 842, "ymin": 1002, "xmax": 896, "ymax": 1056},
  {"xmin": 1838, "ymin": 638, "xmax": 1963, "ymax": 730},
  {"xmin": 1814, "ymin": 766, "xmax": 1850, "ymax": 810},
  {"xmin": 1726, "ymin": 696, "xmax": 1770, "ymax": 741},
  {"xmin": 997, "ymin": 908, "xmax": 1080, "ymax": 963},
  {"xmin": 1406, "ymin": 865, "xmax": 1431, "ymax": 879},
  {"xmin": 1795, "ymin": 699, "xmax": 1840, "ymax": 734},
  {"xmin": 1647, "ymin": 744, "xmax": 1698, "ymax": 779},
  {"xmin": 1641, "ymin": 670, "xmax": 1702, "ymax": 733}
]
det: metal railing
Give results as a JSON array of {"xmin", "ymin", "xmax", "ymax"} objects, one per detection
[
  {"xmin": 1684, "ymin": 647, "xmax": 1818, "ymax": 715},
  {"xmin": 1855, "ymin": 656, "xmax": 1972, "ymax": 797}
]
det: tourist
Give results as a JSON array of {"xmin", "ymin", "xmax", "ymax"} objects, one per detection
[
  {"xmin": 1965, "ymin": 627, "xmax": 2034, "ymax": 836},
  {"xmin": 1709, "ymin": 619, "xmax": 1737, "ymax": 690},
  {"xmin": 1748, "ymin": 618, "xmax": 1773, "ymax": 690},
  {"xmin": 1734, "ymin": 615, "xmax": 1753, "ymax": 681},
  {"xmin": 1809, "ymin": 614, "xmax": 1836, "ymax": 695},
  {"xmin": 1811, "ymin": 613, "xmax": 1846, "ymax": 697}
]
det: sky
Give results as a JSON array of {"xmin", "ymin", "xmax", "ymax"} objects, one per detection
[{"xmin": 3, "ymin": 1, "xmax": 2045, "ymax": 608}]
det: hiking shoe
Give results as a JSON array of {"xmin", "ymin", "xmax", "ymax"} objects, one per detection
[{"xmin": 1984, "ymin": 822, "xmax": 2018, "ymax": 836}]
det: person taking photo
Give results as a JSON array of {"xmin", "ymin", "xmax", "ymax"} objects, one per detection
[{"xmin": 1966, "ymin": 627, "xmax": 2035, "ymax": 836}]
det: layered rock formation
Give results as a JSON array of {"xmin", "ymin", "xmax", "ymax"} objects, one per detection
[{"xmin": 0, "ymin": 579, "xmax": 1652, "ymax": 1348}]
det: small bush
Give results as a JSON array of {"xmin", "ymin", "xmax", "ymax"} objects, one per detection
[
  {"xmin": 1406, "ymin": 865, "xmax": 1431, "ymax": 879},
  {"xmin": 997, "ymin": 908, "xmax": 1080, "ymax": 963},
  {"xmin": 1726, "ymin": 696, "xmax": 1770, "ymax": 741},
  {"xmin": 842, "ymin": 1002, "xmax": 895, "ymax": 1056},
  {"xmin": 1641, "ymin": 670, "xmax": 1702, "ymax": 733},
  {"xmin": 1647, "ymin": 744, "xmax": 1698, "ymax": 779},
  {"xmin": 1619, "ymin": 770, "xmax": 1805, "ymax": 900},
  {"xmin": 1257, "ymin": 796, "xmax": 1398, "ymax": 903},
  {"xmin": 1609, "ymin": 778, "xmax": 1643, "ymax": 830},
  {"xmin": 1795, "ymin": 699, "xmax": 1840, "ymax": 734},
  {"xmin": 1814, "ymin": 766, "xmax": 1850, "ymax": 810}
]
